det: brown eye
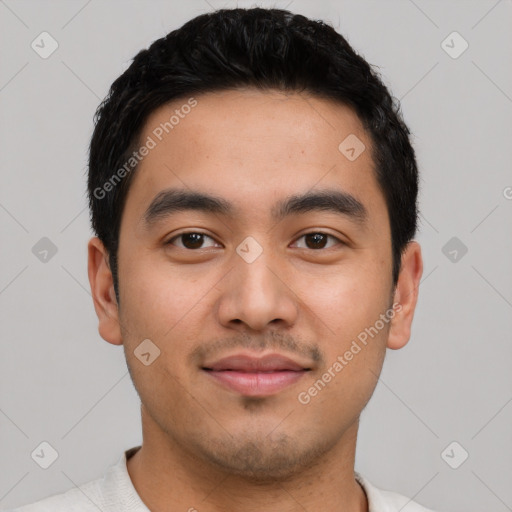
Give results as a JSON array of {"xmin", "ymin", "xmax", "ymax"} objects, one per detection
[
  {"xmin": 305, "ymin": 233, "xmax": 328, "ymax": 249},
  {"xmin": 293, "ymin": 232, "xmax": 342, "ymax": 250},
  {"xmin": 167, "ymin": 232, "xmax": 218, "ymax": 249}
]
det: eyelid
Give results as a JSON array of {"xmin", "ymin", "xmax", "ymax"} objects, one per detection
[
  {"xmin": 165, "ymin": 231, "xmax": 220, "ymax": 248},
  {"xmin": 291, "ymin": 231, "xmax": 344, "ymax": 249}
]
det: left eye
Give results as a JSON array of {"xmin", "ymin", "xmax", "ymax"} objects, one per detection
[{"xmin": 292, "ymin": 232, "xmax": 342, "ymax": 250}]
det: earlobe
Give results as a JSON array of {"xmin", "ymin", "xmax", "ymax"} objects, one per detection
[
  {"xmin": 87, "ymin": 237, "xmax": 123, "ymax": 345},
  {"xmin": 387, "ymin": 241, "xmax": 423, "ymax": 350}
]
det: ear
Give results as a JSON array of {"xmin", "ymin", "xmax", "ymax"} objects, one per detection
[
  {"xmin": 387, "ymin": 241, "xmax": 423, "ymax": 350},
  {"xmin": 87, "ymin": 237, "xmax": 123, "ymax": 345}
]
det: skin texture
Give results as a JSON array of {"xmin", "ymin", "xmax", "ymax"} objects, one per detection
[{"xmin": 88, "ymin": 88, "xmax": 423, "ymax": 512}]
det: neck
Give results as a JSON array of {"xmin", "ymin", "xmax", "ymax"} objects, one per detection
[{"xmin": 126, "ymin": 410, "xmax": 368, "ymax": 512}]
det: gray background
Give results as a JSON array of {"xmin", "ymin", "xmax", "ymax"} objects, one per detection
[{"xmin": 1, "ymin": 0, "xmax": 511, "ymax": 510}]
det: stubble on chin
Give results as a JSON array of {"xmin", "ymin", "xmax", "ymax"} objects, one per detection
[{"xmin": 189, "ymin": 429, "xmax": 334, "ymax": 483}]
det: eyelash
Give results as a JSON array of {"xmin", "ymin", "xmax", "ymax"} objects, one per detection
[{"xmin": 165, "ymin": 231, "xmax": 344, "ymax": 250}]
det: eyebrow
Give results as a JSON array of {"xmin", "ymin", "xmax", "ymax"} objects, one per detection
[{"xmin": 142, "ymin": 187, "xmax": 368, "ymax": 228}]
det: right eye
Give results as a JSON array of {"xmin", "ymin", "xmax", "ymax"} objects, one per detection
[{"xmin": 165, "ymin": 232, "xmax": 221, "ymax": 250}]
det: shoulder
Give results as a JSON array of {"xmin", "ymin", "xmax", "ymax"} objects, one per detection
[
  {"xmin": 376, "ymin": 488, "xmax": 437, "ymax": 512},
  {"xmin": 7, "ymin": 479, "xmax": 103, "ymax": 512},
  {"xmin": 355, "ymin": 472, "xmax": 438, "ymax": 512},
  {"xmin": 7, "ymin": 447, "xmax": 144, "ymax": 512}
]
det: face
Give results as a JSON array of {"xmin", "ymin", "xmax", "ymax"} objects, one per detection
[{"xmin": 89, "ymin": 88, "xmax": 422, "ymax": 481}]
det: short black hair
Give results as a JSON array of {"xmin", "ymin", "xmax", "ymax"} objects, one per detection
[{"xmin": 88, "ymin": 7, "xmax": 419, "ymax": 304}]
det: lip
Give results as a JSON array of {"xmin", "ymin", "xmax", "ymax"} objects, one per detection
[{"xmin": 202, "ymin": 353, "xmax": 311, "ymax": 397}]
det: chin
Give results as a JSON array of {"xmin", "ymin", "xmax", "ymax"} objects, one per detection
[{"xmin": 195, "ymin": 431, "xmax": 331, "ymax": 482}]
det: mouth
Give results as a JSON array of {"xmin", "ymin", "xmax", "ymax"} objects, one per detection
[{"xmin": 202, "ymin": 353, "xmax": 312, "ymax": 397}]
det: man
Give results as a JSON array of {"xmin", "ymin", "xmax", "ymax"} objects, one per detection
[{"xmin": 12, "ymin": 7, "xmax": 434, "ymax": 512}]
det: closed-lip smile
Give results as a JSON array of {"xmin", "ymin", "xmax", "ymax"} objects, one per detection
[{"xmin": 202, "ymin": 352, "xmax": 312, "ymax": 397}]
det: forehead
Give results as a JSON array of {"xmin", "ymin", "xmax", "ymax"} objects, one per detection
[{"xmin": 122, "ymin": 88, "xmax": 386, "ymax": 227}]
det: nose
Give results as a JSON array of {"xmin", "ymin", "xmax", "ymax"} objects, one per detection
[{"xmin": 216, "ymin": 245, "xmax": 299, "ymax": 332}]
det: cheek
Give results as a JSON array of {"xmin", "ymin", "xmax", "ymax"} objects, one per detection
[
  {"xmin": 119, "ymin": 250, "xmax": 196, "ymax": 331},
  {"xmin": 299, "ymin": 259, "xmax": 391, "ymax": 400},
  {"xmin": 118, "ymin": 254, "xmax": 217, "ymax": 372},
  {"xmin": 301, "ymin": 262, "xmax": 390, "ymax": 336},
  {"xmin": 298, "ymin": 291, "xmax": 390, "ymax": 422}
]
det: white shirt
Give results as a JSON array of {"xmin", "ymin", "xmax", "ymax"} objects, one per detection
[{"xmin": 8, "ymin": 446, "xmax": 437, "ymax": 512}]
